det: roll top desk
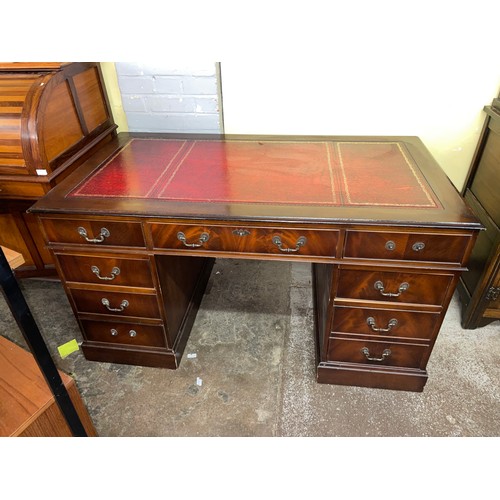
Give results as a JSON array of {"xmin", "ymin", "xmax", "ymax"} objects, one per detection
[
  {"xmin": 0, "ymin": 62, "xmax": 117, "ymax": 277},
  {"xmin": 30, "ymin": 133, "xmax": 481, "ymax": 392}
]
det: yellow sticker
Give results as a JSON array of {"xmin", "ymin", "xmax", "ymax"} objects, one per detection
[{"xmin": 57, "ymin": 339, "xmax": 80, "ymax": 359}]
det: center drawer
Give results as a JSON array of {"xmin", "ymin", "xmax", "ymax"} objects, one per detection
[
  {"xmin": 149, "ymin": 223, "xmax": 339, "ymax": 258},
  {"xmin": 69, "ymin": 288, "xmax": 161, "ymax": 319},
  {"xmin": 55, "ymin": 254, "xmax": 154, "ymax": 288}
]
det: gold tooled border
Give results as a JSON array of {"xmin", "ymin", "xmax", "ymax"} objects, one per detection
[{"xmin": 336, "ymin": 141, "xmax": 438, "ymax": 207}]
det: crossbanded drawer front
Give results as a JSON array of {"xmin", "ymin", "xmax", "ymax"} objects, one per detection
[
  {"xmin": 344, "ymin": 230, "xmax": 471, "ymax": 264},
  {"xmin": 327, "ymin": 338, "xmax": 428, "ymax": 368},
  {"xmin": 41, "ymin": 218, "xmax": 145, "ymax": 247},
  {"xmin": 150, "ymin": 223, "xmax": 339, "ymax": 258},
  {"xmin": 336, "ymin": 268, "xmax": 454, "ymax": 306},
  {"xmin": 56, "ymin": 254, "xmax": 154, "ymax": 288},
  {"xmin": 80, "ymin": 320, "xmax": 167, "ymax": 348},
  {"xmin": 331, "ymin": 306, "xmax": 440, "ymax": 341},
  {"xmin": 70, "ymin": 289, "xmax": 161, "ymax": 319}
]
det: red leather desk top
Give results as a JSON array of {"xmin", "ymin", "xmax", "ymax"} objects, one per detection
[{"xmin": 69, "ymin": 139, "xmax": 440, "ymax": 209}]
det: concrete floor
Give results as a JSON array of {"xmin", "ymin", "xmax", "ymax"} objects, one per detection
[{"xmin": 1, "ymin": 259, "xmax": 499, "ymax": 437}]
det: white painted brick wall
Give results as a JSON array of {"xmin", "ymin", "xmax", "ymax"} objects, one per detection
[{"xmin": 115, "ymin": 63, "xmax": 222, "ymax": 133}]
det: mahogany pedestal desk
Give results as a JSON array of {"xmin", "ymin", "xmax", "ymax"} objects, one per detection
[{"xmin": 30, "ymin": 133, "xmax": 481, "ymax": 392}]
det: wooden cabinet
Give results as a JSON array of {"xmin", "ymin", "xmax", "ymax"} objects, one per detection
[
  {"xmin": 0, "ymin": 62, "xmax": 117, "ymax": 277},
  {"xmin": 0, "ymin": 335, "xmax": 97, "ymax": 437},
  {"xmin": 457, "ymin": 98, "xmax": 500, "ymax": 329},
  {"xmin": 31, "ymin": 133, "xmax": 480, "ymax": 392}
]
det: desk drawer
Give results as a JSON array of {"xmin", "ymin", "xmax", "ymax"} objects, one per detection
[
  {"xmin": 336, "ymin": 268, "xmax": 454, "ymax": 306},
  {"xmin": 150, "ymin": 223, "xmax": 339, "ymax": 258},
  {"xmin": 344, "ymin": 230, "xmax": 471, "ymax": 264},
  {"xmin": 70, "ymin": 289, "xmax": 160, "ymax": 319},
  {"xmin": 327, "ymin": 338, "xmax": 428, "ymax": 369},
  {"xmin": 55, "ymin": 254, "xmax": 154, "ymax": 288},
  {"xmin": 331, "ymin": 306, "xmax": 440, "ymax": 341},
  {"xmin": 41, "ymin": 218, "xmax": 145, "ymax": 247},
  {"xmin": 80, "ymin": 320, "xmax": 167, "ymax": 348}
]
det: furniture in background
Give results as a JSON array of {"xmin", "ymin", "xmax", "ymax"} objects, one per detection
[
  {"xmin": 0, "ymin": 335, "xmax": 97, "ymax": 437},
  {"xmin": 457, "ymin": 98, "xmax": 500, "ymax": 329},
  {"xmin": 30, "ymin": 134, "xmax": 480, "ymax": 392},
  {"xmin": 0, "ymin": 62, "xmax": 117, "ymax": 278},
  {"xmin": 0, "ymin": 245, "xmax": 94, "ymax": 436}
]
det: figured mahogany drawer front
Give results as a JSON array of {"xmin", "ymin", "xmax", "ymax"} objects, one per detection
[
  {"xmin": 80, "ymin": 320, "xmax": 167, "ymax": 348},
  {"xmin": 336, "ymin": 268, "xmax": 454, "ymax": 306},
  {"xmin": 331, "ymin": 306, "xmax": 440, "ymax": 341},
  {"xmin": 150, "ymin": 223, "xmax": 339, "ymax": 257},
  {"xmin": 344, "ymin": 230, "xmax": 470, "ymax": 264},
  {"xmin": 56, "ymin": 254, "xmax": 154, "ymax": 288},
  {"xmin": 41, "ymin": 218, "xmax": 145, "ymax": 247},
  {"xmin": 70, "ymin": 289, "xmax": 160, "ymax": 319},
  {"xmin": 327, "ymin": 338, "xmax": 428, "ymax": 369}
]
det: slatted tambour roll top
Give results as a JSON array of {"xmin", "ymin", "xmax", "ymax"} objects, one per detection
[{"xmin": 0, "ymin": 62, "xmax": 116, "ymax": 199}]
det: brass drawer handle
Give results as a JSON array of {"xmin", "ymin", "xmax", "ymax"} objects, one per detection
[
  {"xmin": 177, "ymin": 231, "xmax": 210, "ymax": 248},
  {"xmin": 110, "ymin": 328, "xmax": 137, "ymax": 337},
  {"xmin": 91, "ymin": 265, "xmax": 120, "ymax": 281},
  {"xmin": 272, "ymin": 235, "xmax": 307, "ymax": 253},
  {"xmin": 412, "ymin": 242, "xmax": 425, "ymax": 252},
  {"xmin": 101, "ymin": 298, "xmax": 129, "ymax": 312},
  {"xmin": 374, "ymin": 280, "xmax": 409, "ymax": 297},
  {"xmin": 361, "ymin": 347, "xmax": 391, "ymax": 362},
  {"xmin": 366, "ymin": 317, "xmax": 398, "ymax": 332},
  {"xmin": 78, "ymin": 226, "xmax": 110, "ymax": 243}
]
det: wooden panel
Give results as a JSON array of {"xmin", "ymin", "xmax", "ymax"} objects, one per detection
[
  {"xmin": 56, "ymin": 254, "xmax": 154, "ymax": 288},
  {"xmin": 344, "ymin": 230, "xmax": 471, "ymax": 264},
  {"xmin": 41, "ymin": 217, "xmax": 145, "ymax": 247},
  {"xmin": 42, "ymin": 79, "xmax": 83, "ymax": 162},
  {"xmin": 0, "ymin": 76, "xmax": 37, "ymax": 173},
  {"xmin": 312, "ymin": 262, "xmax": 334, "ymax": 360},
  {"xmin": 336, "ymin": 268, "xmax": 454, "ymax": 306},
  {"xmin": 155, "ymin": 255, "xmax": 213, "ymax": 347},
  {"xmin": 0, "ymin": 213, "xmax": 35, "ymax": 267},
  {"xmin": 22, "ymin": 211, "xmax": 53, "ymax": 266},
  {"xmin": 0, "ymin": 63, "xmax": 69, "ymax": 71},
  {"xmin": 0, "ymin": 336, "xmax": 96, "ymax": 437},
  {"xmin": 0, "ymin": 179, "xmax": 45, "ymax": 198},
  {"xmin": 80, "ymin": 320, "xmax": 167, "ymax": 348},
  {"xmin": 72, "ymin": 67, "xmax": 108, "ymax": 133}
]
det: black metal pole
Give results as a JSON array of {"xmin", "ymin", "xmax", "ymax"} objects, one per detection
[{"xmin": 0, "ymin": 247, "xmax": 87, "ymax": 437}]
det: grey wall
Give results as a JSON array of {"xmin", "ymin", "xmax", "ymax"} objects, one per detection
[{"xmin": 115, "ymin": 63, "xmax": 222, "ymax": 133}]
